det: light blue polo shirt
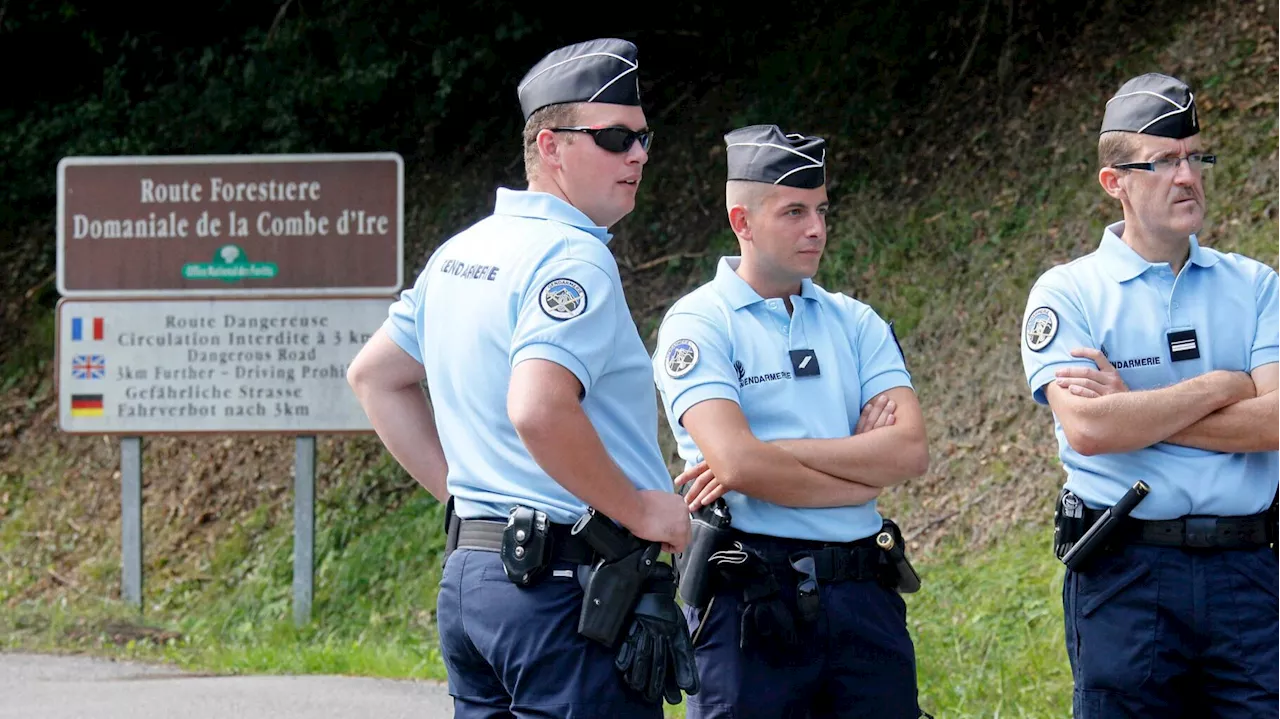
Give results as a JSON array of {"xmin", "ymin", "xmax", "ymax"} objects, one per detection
[
  {"xmin": 652, "ymin": 256, "xmax": 914, "ymax": 542},
  {"xmin": 1021, "ymin": 221, "xmax": 1279, "ymax": 519},
  {"xmin": 383, "ymin": 188, "xmax": 671, "ymax": 524}
]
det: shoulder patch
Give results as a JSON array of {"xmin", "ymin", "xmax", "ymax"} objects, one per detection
[
  {"xmin": 1025, "ymin": 307, "xmax": 1058, "ymax": 352},
  {"xmin": 539, "ymin": 278, "xmax": 587, "ymax": 320},
  {"xmin": 664, "ymin": 339, "xmax": 700, "ymax": 378}
]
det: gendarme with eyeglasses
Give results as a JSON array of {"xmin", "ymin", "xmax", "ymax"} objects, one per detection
[
  {"xmin": 346, "ymin": 37, "xmax": 696, "ymax": 717},
  {"xmin": 1019, "ymin": 71, "xmax": 1279, "ymax": 717}
]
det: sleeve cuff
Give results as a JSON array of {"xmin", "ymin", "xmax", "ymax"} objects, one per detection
[
  {"xmin": 860, "ymin": 370, "xmax": 913, "ymax": 404},
  {"xmin": 512, "ymin": 343, "xmax": 593, "ymax": 396},
  {"xmin": 1250, "ymin": 349, "xmax": 1279, "ymax": 372},
  {"xmin": 1027, "ymin": 360, "xmax": 1091, "ymax": 405},
  {"xmin": 381, "ymin": 317, "xmax": 423, "ymax": 364},
  {"xmin": 671, "ymin": 383, "xmax": 740, "ymax": 426}
]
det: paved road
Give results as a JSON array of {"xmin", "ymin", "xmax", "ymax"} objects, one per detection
[{"xmin": 0, "ymin": 652, "xmax": 453, "ymax": 718}]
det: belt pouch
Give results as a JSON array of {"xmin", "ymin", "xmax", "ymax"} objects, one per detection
[{"xmin": 501, "ymin": 506, "xmax": 551, "ymax": 587}]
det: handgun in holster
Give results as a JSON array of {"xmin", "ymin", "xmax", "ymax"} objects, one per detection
[
  {"xmin": 675, "ymin": 498, "xmax": 731, "ymax": 610},
  {"xmin": 571, "ymin": 509, "xmax": 660, "ymax": 647},
  {"xmin": 874, "ymin": 519, "xmax": 921, "ymax": 593}
]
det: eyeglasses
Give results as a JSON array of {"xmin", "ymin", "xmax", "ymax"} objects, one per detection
[
  {"xmin": 789, "ymin": 553, "xmax": 821, "ymax": 623},
  {"xmin": 550, "ymin": 126, "xmax": 653, "ymax": 153},
  {"xmin": 1112, "ymin": 153, "xmax": 1217, "ymax": 173}
]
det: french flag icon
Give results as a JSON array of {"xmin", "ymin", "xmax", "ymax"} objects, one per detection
[{"xmin": 72, "ymin": 317, "xmax": 104, "ymax": 341}]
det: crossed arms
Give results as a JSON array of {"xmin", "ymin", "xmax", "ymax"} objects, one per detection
[
  {"xmin": 1046, "ymin": 347, "xmax": 1278, "ymax": 456},
  {"xmin": 677, "ymin": 386, "xmax": 930, "ymax": 510}
]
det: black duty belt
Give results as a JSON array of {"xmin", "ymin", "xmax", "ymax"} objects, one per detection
[
  {"xmin": 1082, "ymin": 508, "xmax": 1271, "ymax": 549},
  {"xmin": 728, "ymin": 530, "xmax": 884, "ymax": 583},
  {"xmin": 449, "ymin": 517, "xmax": 598, "ymax": 565}
]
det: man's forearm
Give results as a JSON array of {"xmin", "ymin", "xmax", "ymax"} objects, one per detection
[
  {"xmin": 1166, "ymin": 391, "xmax": 1279, "ymax": 453},
  {"xmin": 1058, "ymin": 370, "xmax": 1251, "ymax": 455},
  {"xmin": 715, "ymin": 443, "xmax": 881, "ymax": 508},
  {"xmin": 355, "ymin": 384, "xmax": 450, "ymax": 502},
  {"xmin": 772, "ymin": 427, "xmax": 928, "ymax": 488},
  {"xmin": 513, "ymin": 400, "xmax": 648, "ymax": 528}
]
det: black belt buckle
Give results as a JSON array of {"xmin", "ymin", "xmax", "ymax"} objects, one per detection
[
  {"xmin": 789, "ymin": 552, "xmax": 821, "ymax": 623},
  {"xmin": 1183, "ymin": 517, "xmax": 1218, "ymax": 549}
]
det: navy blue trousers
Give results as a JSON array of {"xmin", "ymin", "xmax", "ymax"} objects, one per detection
[
  {"xmin": 1064, "ymin": 544, "xmax": 1279, "ymax": 717},
  {"xmin": 682, "ymin": 537, "xmax": 923, "ymax": 719},
  {"xmin": 436, "ymin": 548, "xmax": 662, "ymax": 719}
]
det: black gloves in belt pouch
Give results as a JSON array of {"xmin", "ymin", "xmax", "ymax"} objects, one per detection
[
  {"xmin": 710, "ymin": 541, "xmax": 802, "ymax": 653},
  {"xmin": 613, "ymin": 563, "xmax": 700, "ymax": 704},
  {"xmin": 571, "ymin": 510, "xmax": 700, "ymax": 705}
]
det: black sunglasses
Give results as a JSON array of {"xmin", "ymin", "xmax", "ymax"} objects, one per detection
[
  {"xmin": 789, "ymin": 552, "xmax": 821, "ymax": 623},
  {"xmin": 550, "ymin": 125, "xmax": 653, "ymax": 153}
]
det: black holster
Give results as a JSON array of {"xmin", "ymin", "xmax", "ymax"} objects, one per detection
[
  {"xmin": 442, "ymin": 496, "xmax": 462, "ymax": 568},
  {"xmin": 572, "ymin": 509, "xmax": 657, "ymax": 647},
  {"xmin": 874, "ymin": 519, "xmax": 921, "ymax": 593},
  {"xmin": 1053, "ymin": 488, "xmax": 1088, "ymax": 560},
  {"xmin": 676, "ymin": 499, "xmax": 732, "ymax": 611}
]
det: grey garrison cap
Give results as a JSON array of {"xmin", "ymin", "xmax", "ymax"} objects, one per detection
[
  {"xmin": 724, "ymin": 125, "xmax": 826, "ymax": 188},
  {"xmin": 516, "ymin": 38, "xmax": 641, "ymax": 120},
  {"xmin": 1100, "ymin": 73, "xmax": 1199, "ymax": 139}
]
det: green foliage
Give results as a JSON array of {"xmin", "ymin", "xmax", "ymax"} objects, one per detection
[
  {"xmin": 909, "ymin": 526, "xmax": 1072, "ymax": 718},
  {"xmin": 0, "ymin": 0, "xmax": 1117, "ymax": 226},
  {"xmin": 2, "ymin": 518, "xmax": 1070, "ymax": 717}
]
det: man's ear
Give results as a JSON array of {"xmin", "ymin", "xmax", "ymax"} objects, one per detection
[
  {"xmin": 728, "ymin": 205, "xmax": 752, "ymax": 242},
  {"xmin": 1098, "ymin": 166, "xmax": 1126, "ymax": 201},
  {"xmin": 537, "ymin": 129, "xmax": 567, "ymax": 171}
]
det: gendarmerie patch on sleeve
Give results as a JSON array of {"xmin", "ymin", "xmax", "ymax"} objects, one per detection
[
  {"xmin": 539, "ymin": 278, "xmax": 587, "ymax": 320},
  {"xmin": 1025, "ymin": 307, "xmax": 1058, "ymax": 352},
  {"xmin": 665, "ymin": 339, "xmax": 700, "ymax": 378}
]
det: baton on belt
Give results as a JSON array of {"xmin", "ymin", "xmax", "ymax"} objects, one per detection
[{"xmin": 1061, "ymin": 480, "xmax": 1150, "ymax": 572}]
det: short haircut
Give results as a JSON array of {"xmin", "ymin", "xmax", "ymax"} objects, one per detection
[
  {"xmin": 523, "ymin": 103, "xmax": 580, "ymax": 181},
  {"xmin": 1099, "ymin": 131, "xmax": 1140, "ymax": 169},
  {"xmin": 725, "ymin": 180, "xmax": 774, "ymax": 214}
]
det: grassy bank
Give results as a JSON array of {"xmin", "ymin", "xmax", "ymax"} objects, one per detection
[{"xmin": 4, "ymin": 489, "xmax": 1068, "ymax": 718}]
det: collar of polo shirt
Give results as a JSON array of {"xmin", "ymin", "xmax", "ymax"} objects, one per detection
[
  {"xmin": 712, "ymin": 256, "xmax": 819, "ymax": 309},
  {"xmin": 493, "ymin": 188, "xmax": 612, "ymax": 244},
  {"xmin": 1098, "ymin": 221, "xmax": 1221, "ymax": 283}
]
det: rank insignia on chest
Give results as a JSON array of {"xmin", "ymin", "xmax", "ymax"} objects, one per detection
[
  {"xmin": 1167, "ymin": 329, "xmax": 1200, "ymax": 362},
  {"xmin": 789, "ymin": 349, "xmax": 821, "ymax": 377}
]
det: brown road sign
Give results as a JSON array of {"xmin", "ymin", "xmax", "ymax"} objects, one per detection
[{"xmin": 57, "ymin": 154, "xmax": 403, "ymax": 298}]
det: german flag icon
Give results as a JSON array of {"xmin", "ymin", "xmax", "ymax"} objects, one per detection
[{"xmin": 71, "ymin": 394, "xmax": 104, "ymax": 417}]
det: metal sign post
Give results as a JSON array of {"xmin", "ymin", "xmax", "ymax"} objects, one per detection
[
  {"xmin": 293, "ymin": 436, "xmax": 316, "ymax": 626},
  {"xmin": 120, "ymin": 436, "xmax": 143, "ymax": 609}
]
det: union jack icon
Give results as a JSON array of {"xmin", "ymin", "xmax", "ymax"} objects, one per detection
[{"xmin": 71, "ymin": 354, "xmax": 106, "ymax": 380}]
